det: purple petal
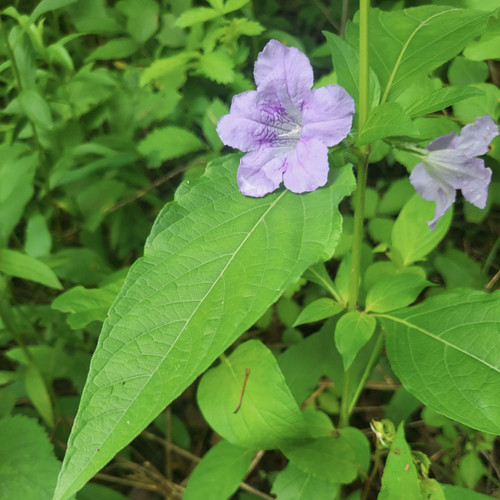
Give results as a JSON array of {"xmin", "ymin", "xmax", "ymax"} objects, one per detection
[
  {"xmin": 237, "ymin": 147, "xmax": 288, "ymax": 197},
  {"xmin": 459, "ymin": 157, "xmax": 492, "ymax": 208},
  {"xmin": 254, "ymin": 40, "xmax": 313, "ymax": 111},
  {"xmin": 282, "ymin": 138, "xmax": 329, "ymax": 193},
  {"xmin": 301, "ymin": 85, "xmax": 355, "ymax": 147},
  {"xmin": 452, "ymin": 115, "xmax": 499, "ymax": 157},
  {"xmin": 424, "ymin": 149, "xmax": 492, "ymax": 209},
  {"xmin": 410, "ymin": 162, "xmax": 456, "ymax": 231},
  {"xmin": 426, "ymin": 131, "xmax": 457, "ymax": 152},
  {"xmin": 217, "ymin": 91, "xmax": 272, "ymax": 152}
]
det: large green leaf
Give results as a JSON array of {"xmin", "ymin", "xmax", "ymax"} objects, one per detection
[
  {"xmin": 54, "ymin": 155, "xmax": 355, "ymax": 500},
  {"xmin": 347, "ymin": 6, "xmax": 490, "ymax": 102},
  {"xmin": 380, "ymin": 290, "xmax": 500, "ymax": 434}
]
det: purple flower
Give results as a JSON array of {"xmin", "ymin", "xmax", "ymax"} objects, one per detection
[
  {"xmin": 217, "ymin": 40, "xmax": 355, "ymax": 197},
  {"xmin": 410, "ymin": 115, "xmax": 499, "ymax": 230}
]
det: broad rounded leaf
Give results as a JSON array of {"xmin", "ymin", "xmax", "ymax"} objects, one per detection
[
  {"xmin": 282, "ymin": 428, "xmax": 363, "ymax": 484},
  {"xmin": 335, "ymin": 311, "xmax": 376, "ymax": 370},
  {"xmin": 197, "ymin": 340, "xmax": 309, "ymax": 449},
  {"xmin": 391, "ymin": 194, "xmax": 452, "ymax": 267},
  {"xmin": 54, "ymin": 155, "xmax": 355, "ymax": 500},
  {"xmin": 184, "ymin": 440, "xmax": 254, "ymax": 500},
  {"xmin": 381, "ymin": 289, "xmax": 500, "ymax": 434},
  {"xmin": 271, "ymin": 463, "xmax": 339, "ymax": 500}
]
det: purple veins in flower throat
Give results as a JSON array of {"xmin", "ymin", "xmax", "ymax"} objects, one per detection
[{"xmin": 217, "ymin": 39, "xmax": 355, "ymax": 197}]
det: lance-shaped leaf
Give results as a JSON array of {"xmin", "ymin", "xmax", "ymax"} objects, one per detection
[
  {"xmin": 54, "ymin": 155, "xmax": 355, "ymax": 500},
  {"xmin": 346, "ymin": 6, "xmax": 490, "ymax": 102},
  {"xmin": 380, "ymin": 289, "xmax": 500, "ymax": 435}
]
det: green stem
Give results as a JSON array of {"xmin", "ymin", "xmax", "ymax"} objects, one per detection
[
  {"xmin": 348, "ymin": 330, "xmax": 384, "ymax": 415},
  {"xmin": 339, "ymin": 0, "xmax": 370, "ymax": 429},
  {"xmin": 0, "ymin": 16, "xmax": 45, "ymax": 167}
]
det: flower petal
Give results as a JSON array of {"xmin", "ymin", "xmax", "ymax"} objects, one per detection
[
  {"xmin": 410, "ymin": 162, "xmax": 456, "ymax": 231},
  {"xmin": 423, "ymin": 149, "xmax": 492, "ymax": 209},
  {"xmin": 254, "ymin": 40, "xmax": 313, "ymax": 111},
  {"xmin": 452, "ymin": 115, "xmax": 499, "ymax": 157},
  {"xmin": 237, "ymin": 147, "xmax": 288, "ymax": 197},
  {"xmin": 301, "ymin": 85, "xmax": 355, "ymax": 147},
  {"xmin": 217, "ymin": 91, "xmax": 273, "ymax": 152},
  {"xmin": 426, "ymin": 131, "xmax": 457, "ymax": 152},
  {"xmin": 282, "ymin": 138, "xmax": 329, "ymax": 193}
]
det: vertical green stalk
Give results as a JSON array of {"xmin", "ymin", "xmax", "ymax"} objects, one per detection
[{"xmin": 339, "ymin": 0, "xmax": 370, "ymax": 428}]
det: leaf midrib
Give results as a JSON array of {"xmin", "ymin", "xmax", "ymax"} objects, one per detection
[{"xmin": 377, "ymin": 313, "xmax": 500, "ymax": 373}]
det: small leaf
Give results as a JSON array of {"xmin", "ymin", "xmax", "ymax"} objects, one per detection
[
  {"xmin": 293, "ymin": 298, "xmax": 343, "ymax": 326},
  {"xmin": 29, "ymin": 0, "xmax": 78, "ymax": 23},
  {"xmin": 88, "ymin": 38, "xmax": 139, "ymax": 60},
  {"xmin": 51, "ymin": 283, "xmax": 121, "ymax": 329},
  {"xmin": 140, "ymin": 52, "xmax": 197, "ymax": 87},
  {"xmin": 301, "ymin": 409, "xmax": 334, "ymax": 438},
  {"xmin": 391, "ymin": 194, "xmax": 452, "ymax": 267},
  {"xmin": 381, "ymin": 289, "xmax": 500, "ymax": 435},
  {"xmin": 463, "ymin": 22, "xmax": 500, "ymax": 61},
  {"xmin": 271, "ymin": 463, "xmax": 339, "ymax": 500},
  {"xmin": 25, "ymin": 212, "xmax": 52, "ymax": 257},
  {"xmin": 323, "ymin": 31, "xmax": 380, "ymax": 110},
  {"xmin": 176, "ymin": 7, "xmax": 221, "ymax": 27},
  {"xmin": 448, "ymin": 57, "xmax": 489, "ymax": 85},
  {"xmin": 137, "ymin": 126, "xmax": 204, "ymax": 166},
  {"xmin": 282, "ymin": 429, "xmax": 361, "ymax": 484},
  {"xmin": 24, "ymin": 363, "xmax": 54, "ymax": 428},
  {"xmin": 379, "ymin": 423, "xmax": 421, "ymax": 500},
  {"xmin": 18, "ymin": 89, "xmax": 54, "ymax": 130},
  {"xmin": 334, "ymin": 311, "xmax": 376, "ymax": 370},
  {"xmin": 184, "ymin": 440, "xmax": 254, "ymax": 500},
  {"xmin": 356, "ymin": 103, "xmax": 419, "ymax": 146},
  {"xmin": 197, "ymin": 340, "xmax": 309, "ymax": 449},
  {"xmin": 115, "ymin": 0, "xmax": 159, "ymax": 43},
  {"xmin": 365, "ymin": 274, "xmax": 431, "ymax": 313},
  {"xmin": 0, "ymin": 249, "xmax": 62, "ymax": 289},
  {"xmin": 198, "ymin": 51, "xmax": 235, "ymax": 83},
  {"xmin": 0, "ymin": 415, "xmax": 61, "ymax": 500},
  {"xmin": 459, "ymin": 453, "xmax": 487, "ymax": 490},
  {"xmin": 399, "ymin": 86, "xmax": 484, "ymax": 118},
  {"xmin": 441, "ymin": 484, "xmax": 493, "ymax": 500},
  {"xmin": 223, "ymin": 0, "xmax": 250, "ymax": 13}
]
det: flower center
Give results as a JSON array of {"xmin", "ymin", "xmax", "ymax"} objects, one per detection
[{"xmin": 279, "ymin": 123, "xmax": 302, "ymax": 141}]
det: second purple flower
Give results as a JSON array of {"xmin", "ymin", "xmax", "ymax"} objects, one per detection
[{"xmin": 217, "ymin": 40, "xmax": 355, "ymax": 197}]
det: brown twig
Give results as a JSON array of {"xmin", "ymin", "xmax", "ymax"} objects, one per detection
[{"xmin": 106, "ymin": 159, "xmax": 205, "ymax": 214}]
